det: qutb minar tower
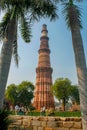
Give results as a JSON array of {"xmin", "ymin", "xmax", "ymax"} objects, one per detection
[{"xmin": 33, "ymin": 24, "xmax": 55, "ymax": 110}]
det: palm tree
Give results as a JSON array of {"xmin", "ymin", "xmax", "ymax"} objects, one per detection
[
  {"xmin": 0, "ymin": 0, "xmax": 58, "ymax": 109},
  {"xmin": 62, "ymin": 0, "xmax": 87, "ymax": 129}
]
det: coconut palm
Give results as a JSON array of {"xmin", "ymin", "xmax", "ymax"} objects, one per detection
[
  {"xmin": 0, "ymin": 0, "xmax": 58, "ymax": 109},
  {"xmin": 62, "ymin": 0, "xmax": 87, "ymax": 129}
]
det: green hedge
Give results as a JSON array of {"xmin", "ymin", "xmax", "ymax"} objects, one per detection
[
  {"xmin": 9, "ymin": 110, "xmax": 81, "ymax": 117},
  {"xmin": 27, "ymin": 111, "xmax": 81, "ymax": 117},
  {"xmin": 54, "ymin": 111, "xmax": 81, "ymax": 117}
]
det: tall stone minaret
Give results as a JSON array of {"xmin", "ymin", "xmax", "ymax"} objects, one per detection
[{"xmin": 33, "ymin": 24, "xmax": 55, "ymax": 110}]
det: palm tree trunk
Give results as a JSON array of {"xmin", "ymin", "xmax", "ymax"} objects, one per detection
[
  {"xmin": 0, "ymin": 20, "xmax": 16, "ymax": 109},
  {"xmin": 71, "ymin": 26, "xmax": 87, "ymax": 130}
]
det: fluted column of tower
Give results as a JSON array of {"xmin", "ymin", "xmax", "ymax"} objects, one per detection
[{"xmin": 33, "ymin": 24, "xmax": 55, "ymax": 110}]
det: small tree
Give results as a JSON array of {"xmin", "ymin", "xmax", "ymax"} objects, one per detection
[
  {"xmin": 5, "ymin": 84, "xmax": 17, "ymax": 106},
  {"xmin": 17, "ymin": 81, "xmax": 34, "ymax": 108},
  {"xmin": 5, "ymin": 81, "xmax": 34, "ymax": 108},
  {"xmin": 71, "ymin": 85, "xmax": 80, "ymax": 105},
  {"xmin": 52, "ymin": 78, "xmax": 72, "ymax": 111}
]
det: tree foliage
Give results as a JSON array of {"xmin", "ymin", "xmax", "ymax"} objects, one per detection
[
  {"xmin": 52, "ymin": 78, "xmax": 80, "ymax": 111},
  {"xmin": 16, "ymin": 81, "xmax": 34, "ymax": 107},
  {"xmin": 52, "ymin": 78, "xmax": 72, "ymax": 111},
  {"xmin": 70, "ymin": 85, "xmax": 80, "ymax": 104},
  {"xmin": 5, "ymin": 84, "xmax": 17, "ymax": 105},
  {"xmin": 5, "ymin": 81, "xmax": 34, "ymax": 107}
]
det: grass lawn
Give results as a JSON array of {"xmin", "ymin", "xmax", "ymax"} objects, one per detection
[
  {"xmin": 9, "ymin": 110, "xmax": 81, "ymax": 117},
  {"xmin": 27, "ymin": 111, "xmax": 81, "ymax": 117}
]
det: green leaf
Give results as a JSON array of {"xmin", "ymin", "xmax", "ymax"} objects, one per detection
[
  {"xmin": 62, "ymin": 2, "xmax": 82, "ymax": 29},
  {"xmin": 19, "ymin": 15, "xmax": 32, "ymax": 43},
  {"xmin": 0, "ymin": 10, "xmax": 11, "ymax": 39}
]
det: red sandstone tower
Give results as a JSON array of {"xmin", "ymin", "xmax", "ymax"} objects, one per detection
[{"xmin": 33, "ymin": 24, "xmax": 55, "ymax": 110}]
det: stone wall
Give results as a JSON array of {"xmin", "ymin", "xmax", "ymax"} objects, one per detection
[{"xmin": 8, "ymin": 115, "xmax": 82, "ymax": 130}]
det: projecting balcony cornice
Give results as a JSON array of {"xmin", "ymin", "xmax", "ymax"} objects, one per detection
[
  {"xmin": 36, "ymin": 67, "xmax": 53, "ymax": 73},
  {"xmin": 38, "ymin": 48, "xmax": 50, "ymax": 54},
  {"xmin": 41, "ymin": 30, "xmax": 48, "ymax": 33},
  {"xmin": 40, "ymin": 36, "xmax": 49, "ymax": 40},
  {"xmin": 36, "ymin": 82, "xmax": 52, "ymax": 86}
]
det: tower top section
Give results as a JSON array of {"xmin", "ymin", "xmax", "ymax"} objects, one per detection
[{"xmin": 41, "ymin": 24, "xmax": 48, "ymax": 37}]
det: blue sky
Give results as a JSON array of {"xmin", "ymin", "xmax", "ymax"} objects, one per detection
[{"xmin": 0, "ymin": 1, "xmax": 87, "ymax": 87}]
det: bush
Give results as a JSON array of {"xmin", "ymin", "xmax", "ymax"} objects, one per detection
[
  {"xmin": 54, "ymin": 111, "xmax": 81, "ymax": 117},
  {"xmin": 28, "ymin": 111, "xmax": 40, "ymax": 116},
  {"xmin": 29, "ymin": 105, "xmax": 36, "ymax": 111},
  {"xmin": 0, "ymin": 109, "xmax": 11, "ymax": 130}
]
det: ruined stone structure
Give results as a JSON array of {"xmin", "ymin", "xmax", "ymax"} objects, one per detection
[
  {"xmin": 8, "ymin": 116, "xmax": 82, "ymax": 130},
  {"xmin": 33, "ymin": 24, "xmax": 55, "ymax": 110}
]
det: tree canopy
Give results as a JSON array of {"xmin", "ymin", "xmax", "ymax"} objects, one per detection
[
  {"xmin": 70, "ymin": 85, "xmax": 80, "ymax": 104},
  {"xmin": 52, "ymin": 78, "xmax": 79, "ymax": 111},
  {"xmin": 5, "ymin": 81, "xmax": 34, "ymax": 108}
]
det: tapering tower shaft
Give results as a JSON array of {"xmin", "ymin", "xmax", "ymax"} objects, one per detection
[{"xmin": 33, "ymin": 24, "xmax": 55, "ymax": 110}]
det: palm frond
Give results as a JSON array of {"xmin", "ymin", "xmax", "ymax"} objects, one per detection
[
  {"xmin": 52, "ymin": 0, "xmax": 67, "ymax": 3},
  {"xmin": 0, "ymin": 10, "xmax": 11, "ymax": 40},
  {"xmin": 12, "ymin": 35, "xmax": 19, "ymax": 67},
  {"xmin": 10, "ymin": 5, "xmax": 17, "ymax": 20},
  {"xmin": 75, "ymin": 0, "xmax": 82, "ymax": 2},
  {"xmin": 2, "ymin": 0, "xmax": 30, "ymax": 10},
  {"xmin": 10, "ymin": 4, "xmax": 24, "ymax": 20},
  {"xmin": 62, "ymin": 2, "xmax": 82, "ymax": 29},
  {"xmin": 0, "ymin": 0, "xmax": 8, "ymax": 12},
  {"xmin": 1, "ymin": 0, "xmax": 58, "ymax": 21},
  {"xmin": 19, "ymin": 15, "xmax": 32, "ymax": 43},
  {"xmin": 28, "ymin": 0, "xmax": 58, "ymax": 21},
  {"xmin": 43, "ymin": 1, "xmax": 58, "ymax": 21}
]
